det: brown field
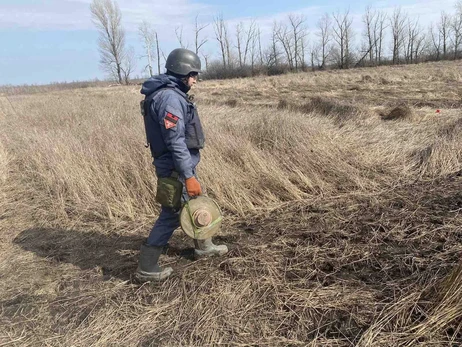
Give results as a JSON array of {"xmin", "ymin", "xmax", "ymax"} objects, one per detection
[{"xmin": 1, "ymin": 61, "xmax": 461, "ymax": 346}]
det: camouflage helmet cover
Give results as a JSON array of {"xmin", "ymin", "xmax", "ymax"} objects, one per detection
[{"xmin": 165, "ymin": 48, "xmax": 202, "ymax": 76}]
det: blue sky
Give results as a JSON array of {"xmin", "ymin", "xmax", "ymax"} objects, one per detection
[{"xmin": 0, "ymin": 0, "xmax": 459, "ymax": 85}]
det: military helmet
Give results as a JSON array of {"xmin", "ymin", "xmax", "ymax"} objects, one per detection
[{"xmin": 165, "ymin": 48, "xmax": 201, "ymax": 76}]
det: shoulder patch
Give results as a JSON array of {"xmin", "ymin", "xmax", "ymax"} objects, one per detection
[{"xmin": 164, "ymin": 112, "xmax": 179, "ymax": 129}]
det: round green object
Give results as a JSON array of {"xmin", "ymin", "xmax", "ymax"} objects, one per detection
[{"xmin": 180, "ymin": 196, "xmax": 223, "ymax": 240}]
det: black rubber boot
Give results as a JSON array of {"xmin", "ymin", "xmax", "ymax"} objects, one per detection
[{"xmin": 135, "ymin": 243, "xmax": 173, "ymax": 282}]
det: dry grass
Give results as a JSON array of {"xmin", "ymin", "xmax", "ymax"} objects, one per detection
[
  {"xmin": 0, "ymin": 61, "xmax": 461, "ymax": 346},
  {"xmin": 379, "ymin": 104, "xmax": 413, "ymax": 121}
]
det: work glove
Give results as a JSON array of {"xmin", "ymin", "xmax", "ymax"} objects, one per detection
[{"xmin": 185, "ymin": 177, "xmax": 202, "ymax": 197}]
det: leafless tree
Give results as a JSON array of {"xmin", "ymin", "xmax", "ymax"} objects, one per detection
[
  {"xmin": 451, "ymin": 1, "xmax": 462, "ymax": 58},
  {"xmin": 300, "ymin": 33, "xmax": 307, "ymax": 70},
  {"xmin": 404, "ymin": 17, "xmax": 420, "ymax": 63},
  {"xmin": 235, "ymin": 21, "xmax": 258, "ymax": 68},
  {"xmin": 214, "ymin": 14, "xmax": 231, "ymax": 68},
  {"xmin": 390, "ymin": 7, "xmax": 407, "ymax": 64},
  {"xmin": 310, "ymin": 42, "xmax": 320, "ymax": 70},
  {"xmin": 274, "ymin": 21, "xmax": 295, "ymax": 70},
  {"xmin": 155, "ymin": 32, "xmax": 161, "ymax": 74},
  {"xmin": 288, "ymin": 14, "xmax": 307, "ymax": 71},
  {"xmin": 160, "ymin": 49, "xmax": 167, "ymax": 63},
  {"xmin": 121, "ymin": 46, "xmax": 136, "ymax": 84},
  {"xmin": 244, "ymin": 20, "xmax": 258, "ymax": 66},
  {"xmin": 332, "ymin": 9, "xmax": 354, "ymax": 69},
  {"xmin": 235, "ymin": 22, "xmax": 244, "ymax": 68},
  {"xmin": 138, "ymin": 21, "xmax": 156, "ymax": 77},
  {"xmin": 256, "ymin": 27, "xmax": 264, "ymax": 66},
  {"xmin": 225, "ymin": 27, "xmax": 232, "ymax": 67},
  {"xmin": 201, "ymin": 52, "xmax": 210, "ymax": 70},
  {"xmin": 175, "ymin": 25, "xmax": 188, "ymax": 49},
  {"xmin": 361, "ymin": 6, "xmax": 387, "ymax": 66},
  {"xmin": 430, "ymin": 23, "xmax": 442, "ymax": 60},
  {"xmin": 248, "ymin": 25, "xmax": 262, "ymax": 72},
  {"xmin": 249, "ymin": 32, "xmax": 257, "ymax": 71},
  {"xmin": 316, "ymin": 13, "xmax": 332, "ymax": 68},
  {"xmin": 194, "ymin": 15, "xmax": 209, "ymax": 55},
  {"xmin": 362, "ymin": 6, "xmax": 377, "ymax": 64},
  {"xmin": 438, "ymin": 12, "xmax": 451, "ymax": 58},
  {"xmin": 373, "ymin": 10, "xmax": 387, "ymax": 64},
  {"xmin": 412, "ymin": 25, "xmax": 428, "ymax": 62},
  {"xmin": 90, "ymin": 0, "xmax": 127, "ymax": 84},
  {"xmin": 266, "ymin": 25, "xmax": 282, "ymax": 69}
]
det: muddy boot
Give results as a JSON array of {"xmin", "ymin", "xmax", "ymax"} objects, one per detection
[
  {"xmin": 194, "ymin": 238, "xmax": 228, "ymax": 258},
  {"xmin": 136, "ymin": 243, "xmax": 173, "ymax": 282}
]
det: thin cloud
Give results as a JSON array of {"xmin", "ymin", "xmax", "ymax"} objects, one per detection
[
  {"xmin": 0, "ymin": 0, "xmax": 214, "ymax": 30},
  {"xmin": 2, "ymin": 0, "xmax": 456, "ymax": 33}
]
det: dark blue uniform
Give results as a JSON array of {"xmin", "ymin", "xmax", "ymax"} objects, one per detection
[{"xmin": 140, "ymin": 74, "xmax": 205, "ymax": 246}]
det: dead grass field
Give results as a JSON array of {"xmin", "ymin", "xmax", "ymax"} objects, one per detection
[{"xmin": 0, "ymin": 60, "xmax": 461, "ymax": 346}]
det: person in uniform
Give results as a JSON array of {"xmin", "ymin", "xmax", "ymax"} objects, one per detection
[{"xmin": 136, "ymin": 48, "xmax": 228, "ymax": 282}]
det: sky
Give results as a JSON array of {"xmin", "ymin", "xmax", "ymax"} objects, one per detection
[{"xmin": 0, "ymin": 0, "xmax": 460, "ymax": 85}]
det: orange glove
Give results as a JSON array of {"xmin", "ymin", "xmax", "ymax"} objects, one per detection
[{"xmin": 185, "ymin": 177, "xmax": 202, "ymax": 197}]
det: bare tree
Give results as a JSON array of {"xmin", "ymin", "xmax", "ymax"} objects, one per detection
[
  {"xmin": 225, "ymin": 26, "xmax": 232, "ymax": 68},
  {"xmin": 288, "ymin": 14, "xmax": 307, "ymax": 71},
  {"xmin": 266, "ymin": 25, "xmax": 282, "ymax": 69},
  {"xmin": 121, "ymin": 46, "xmax": 136, "ymax": 84},
  {"xmin": 430, "ymin": 23, "xmax": 442, "ymax": 60},
  {"xmin": 300, "ymin": 32, "xmax": 307, "ymax": 70},
  {"xmin": 90, "ymin": 0, "xmax": 126, "ymax": 84},
  {"xmin": 155, "ymin": 32, "xmax": 161, "ymax": 74},
  {"xmin": 451, "ymin": 1, "xmax": 462, "ymax": 58},
  {"xmin": 201, "ymin": 52, "xmax": 210, "ymax": 70},
  {"xmin": 404, "ymin": 17, "xmax": 420, "ymax": 63},
  {"xmin": 160, "ymin": 49, "xmax": 167, "ymax": 63},
  {"xmin": 361, "ymin": 6, "xmax": 387, "ymax": 66},
  {"xmin": 438, "ymin": 12, "xmax": 451, "ymax": 58},
  {"xmin": 316, "ymin": 13, "xmax": 332, "ymax": 68},
  {"xmin": 332, "ymin": 9, "xmax": 354, "ymax": 69},
  {"xmin": 175, "ymin": 25, "xmax": 188, "ymax": 49},
  {"xmin": 249, "ymin": 30, "xmax": 257, "ymax": 71},
  {"xmin": 390, "ymin": 7, "xmax": 407, "ymax": 64},
  {"xmin": 138, "ymin": 21, "xmax": 156, "ymax": 77},
  {"xmin": 413, "ymin": 29, "xmax": 428, "ymax": 62},
  {"xmin": 363, "ymin": 6, "xmax": 377, "ymax": 64},
  {"xmin": 274, "ymin": 21, "xmax": 295, "ymax": 70},
  {"xmin": 257, "ymin": 27, "xmax": 264, "ymax": 66},
  {"xmin": 214, "ymin": 14, "xmax": 231, "ymax": 68},
  {"xmin": 373, "ymin": 10, "xmax": 388, "ymax": 64},
  {"xmin": 248, "ymin": 24, "xmax": 261, "ymax": 72},
  {"xmin": 310, "ymin": 42, "xmax": 320, "ymax": 70},
  {"xmin": 235, "ymin": 21, "xmax": 258, "ymax": 68},
  {"xmin": 194, "ymin": 15, "xmax": 209, "ymax": 55},
  {"xmin": 235, "ymin": 22, "xmax": 244, "ymax": 67},
  {"xmin": 243, "ymin": 20, "xmax": 258, "ymax": 66}
]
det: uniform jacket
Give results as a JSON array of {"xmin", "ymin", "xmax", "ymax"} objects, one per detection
[{"xmin": 140, "ymin": 74, "xmax": 205, "ymax": 179}]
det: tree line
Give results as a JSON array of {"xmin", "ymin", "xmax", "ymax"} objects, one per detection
[{"xmin": 90, "ymin": 0, "xmax": 462, "ymax": 83}]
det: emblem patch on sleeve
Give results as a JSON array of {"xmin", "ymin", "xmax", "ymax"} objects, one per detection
[{"xmin": 164, "ymin": 112, "xmax": 179, "ymax": 129}]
